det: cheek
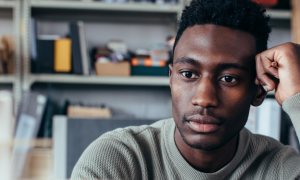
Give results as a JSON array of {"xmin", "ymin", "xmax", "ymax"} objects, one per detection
[
  {"xmin": 170, "ymin": 78, "xmax": 193, "ymax": 116},
  {"xmin": 219, "ymin": 87, "xmax": 253, "ymax": 127},
  {"xmin": 219, "ymin": 81, "xmax": 254, "ymax": 106}
]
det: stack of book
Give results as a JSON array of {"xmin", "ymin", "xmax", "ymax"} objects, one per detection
[
  {"xmin": 31, "ymin": 19, "xmax": 90, "ymax": 75},
  {"xmin": 130, "ymin": 43, "xmax": 171, "ymax": 76}
]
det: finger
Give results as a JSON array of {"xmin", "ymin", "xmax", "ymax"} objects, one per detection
[
  {"xmin": 259, "ymin": 54, "xmax": 279, "ymax": 79},
  {"xmin": 255, "ymin": 54, "xmax": 277, "ymax": 92},
  {"xmin": 255, "ymin": 77, "xmax": 260, "ymax": 85}
]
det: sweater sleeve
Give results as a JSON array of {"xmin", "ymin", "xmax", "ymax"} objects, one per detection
[
  {"xmin": 280, "ymin": 146, "xmax": 300, "ymax": 179},
  {"xmin": 70, "ymin": 132, "xmax": 142, "ymax": 180},
  {"xmin": 282, "ymin": 92, "xmax": 300, "ymax": 143}
]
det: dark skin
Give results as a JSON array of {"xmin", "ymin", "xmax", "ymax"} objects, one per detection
[{"xmin": 169, "ymin": 24, "xmax": 267, "ymax": 173}]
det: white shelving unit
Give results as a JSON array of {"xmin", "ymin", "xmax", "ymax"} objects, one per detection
[
  {"xmin": 22, "ymin": 0, "xmax": 183, "ymax": 90},
  {"xmin": 29, "ymin": 0, "xmax": 182, "ymax": 12},
  {"xmin": 0, "ymin": 0, "xmax": 21, "ymax": 114},
  {"xmin": 21, "ymin": 1, "xmax": 291, "ymax": 90},
  {"xmin": 24, "ymin": 74, "xmax": 170, "ymax": 89}
]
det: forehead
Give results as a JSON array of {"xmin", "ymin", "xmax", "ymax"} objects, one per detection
[{"xmin": 174, "ymin": 24, "xmax": 256, "ymax": 65}]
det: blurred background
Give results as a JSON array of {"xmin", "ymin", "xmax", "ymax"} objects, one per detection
[{"xmin": 0, "ymin": 0, "xmax": 298, "ymax": 179}]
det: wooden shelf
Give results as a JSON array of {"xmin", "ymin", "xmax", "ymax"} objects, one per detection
[
  {"xmin": 29, "ymin": 0, "xmax": 182, "ymax": 13},
  {"xmin": 26, "ymin": 74, "xmax": 170, "ymax": 87}
]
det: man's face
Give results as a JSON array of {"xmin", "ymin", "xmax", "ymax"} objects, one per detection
[{"xmin": 170, "ymin": 24, "xmax": 257, "ymax": 151}]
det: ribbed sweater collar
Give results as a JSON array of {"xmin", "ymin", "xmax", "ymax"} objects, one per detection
[{"xmin": 163, "ymin": 118, "xmax": 250, "ymax": 179}]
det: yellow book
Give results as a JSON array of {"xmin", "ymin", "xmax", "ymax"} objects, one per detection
[{"xmin": 54, "ymin": 38, "xmax": 71, "ymax": 72}]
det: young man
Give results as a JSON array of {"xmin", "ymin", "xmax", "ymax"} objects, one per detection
[{"xmin": 71, "ymin": 0, "xmax": 300, "ymax": 179}]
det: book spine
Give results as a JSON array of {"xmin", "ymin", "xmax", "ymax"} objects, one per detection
[
  {"xmin": 36, "ymin": 40, "xmax": 55, "ymax": 73},
  {"xmin": 54, "ymin": 38, "xmax": 72, "ymax": 73},
  {"xmin": 78, "ymin": 21, "xmax": 90, "ymax": 75},
  {"xmin": 70, "ymin": 22, "xmax": 83, "ymax": 75},
  {"xmin": 30, "ymin": 18, "xmax": 38, "ymax": 73}
]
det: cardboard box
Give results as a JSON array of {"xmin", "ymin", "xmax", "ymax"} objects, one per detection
[
  {"xmin": 67, "ymin": 106, "xmax": 111, "ymax": 119},
  {"xmin": 95, "ymin": 61, "xmax": 130, "ymax": 76}
]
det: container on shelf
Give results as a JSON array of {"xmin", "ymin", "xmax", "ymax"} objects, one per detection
[
  {"xmin": 131, "ymin": 66, "xmax": 169, "ymax": 76},
  {"xmin": 95, "ymin": 61, "xmax": 130, "ymax": 76}
]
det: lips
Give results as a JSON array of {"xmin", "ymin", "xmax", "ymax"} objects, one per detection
[{"xmin": 185, "ymin": 114, "xmax": 222, "ymax": 133}]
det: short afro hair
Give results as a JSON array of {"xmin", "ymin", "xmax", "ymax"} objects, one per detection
[{"xmin": 173, "ymin": 0, "xmax": 271, "ymax": 56}]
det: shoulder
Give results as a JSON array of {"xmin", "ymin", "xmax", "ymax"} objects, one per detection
[
  {"xmin": 245, "ymin": 128, "xmax": 283, "ymax": 150},
  {"xmin": 243, "ymin": 128, "xmax": 300, "ymax": 179},
  {"xmin": 98, "ymin": 118, "xmax": 171, "ymax": 143},
  {"xmin": 245, "ymin": 128, "xmax": 298, "ymax": 156},
  {"xmin": 71, "ymin": 118, "xmax": 172, "ymax": 180}
]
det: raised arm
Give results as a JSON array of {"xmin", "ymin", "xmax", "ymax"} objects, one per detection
[{"xmin": 255, "ymin": 42, "xmax": 300, "ymax": 140}]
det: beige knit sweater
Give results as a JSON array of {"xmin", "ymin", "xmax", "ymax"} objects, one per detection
[{"xmin": 71, "ymin": 93, "xmax": 300, "ymax": 180}]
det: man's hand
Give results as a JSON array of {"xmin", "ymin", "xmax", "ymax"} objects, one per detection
[{"xmin": 255, "ymin": 42, "xmax": 300, "ymax": 106}]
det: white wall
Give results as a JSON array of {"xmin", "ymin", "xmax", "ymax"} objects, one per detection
[{"xmin": 269, "ymin": 27, "xmax": 291, "ymax": 48}]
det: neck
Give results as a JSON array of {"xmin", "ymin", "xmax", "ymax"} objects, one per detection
[{"xmin": 174, "ymin": 127, "xmax": 239, "ymax": 173}]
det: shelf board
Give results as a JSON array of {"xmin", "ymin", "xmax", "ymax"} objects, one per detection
[
  {"xmin": 0, "ymin": 75, "xmax": 16, "ymax": 83},
  {"xmin": 27, "ymin": 74, "xmax": 170, "ymax": 86},
  {"xmin": 0, "ymin": 138, "xmax": 52, "ymax": 148},
  {"xmin": 266, "ymin": 10, "xmax": 291, "ymax": 20},
  {"xmin": 0, "ymin": 1, "xmax": 18, "ymax": 8},
  {"xmin": 29, "ymin": 0, "xmax": 182, "ymax": 13},
  {"xmin": 26, "ymin": 75, "xmax": 279, "ymax": 94}
]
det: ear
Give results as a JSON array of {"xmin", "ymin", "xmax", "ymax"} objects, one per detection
[{"xmin": 251, "ymin": 85, "xmax": 267, "ymax": 106}]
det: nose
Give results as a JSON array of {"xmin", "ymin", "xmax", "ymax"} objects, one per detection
[{"xmin": 191, "ymin": 78, "xmax": 218, "ymax": 108}]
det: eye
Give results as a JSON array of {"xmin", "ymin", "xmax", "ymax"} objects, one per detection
[
  {"xmin": 181, "ymin": 71, "xmax": 197, "ymax": 79},
  {"xmin": 220, "ymin": 76, "xmax": 237, "ymax": 83}
]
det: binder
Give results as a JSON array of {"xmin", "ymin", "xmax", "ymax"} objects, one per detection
[
  {"xmin": 70, "ymin": 21, "xmax": 90, "ymax": 75},
  {"xmin": 78, "ymin": 22, "xmax": 90, "ymax": 75},
  {"xmin": 12, "ymin": 91, "xmax": 48, "ymax": 179},
  {"xmin": 54, "ymin": 38, "xmax": 72, "ymax": 73},
  {"xmin": 36, "ymin": 39, "xmax": 55, "ymax": 73},
  {"xmin": 30, "ymin": 18, "xmax": 38, "ymax": 73},
  {"xmin": 70, "ymin": 22, "xmax": 83, "ymax": 75}
]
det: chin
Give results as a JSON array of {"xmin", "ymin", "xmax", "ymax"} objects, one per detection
[{"xmin": 177, "ymin": 125, "xmax": 238, "ymax": 151}]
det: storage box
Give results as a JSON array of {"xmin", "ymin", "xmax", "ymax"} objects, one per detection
[
  {"xmin": 131, "ymin": 66, "xmax": 169, "ymax": 76},
  {"xmin": 95, "ymin": 61, "xmax": 130, "ymax": 76},
  {"xmin": 67, "ymin": 106, "xmax": 111, "ymax": 119}
]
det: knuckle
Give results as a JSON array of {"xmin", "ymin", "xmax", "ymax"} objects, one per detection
[
  {"xmin": 284, "ymin": 42, "xmax": 297, "ymax": 52},
  {"xmin": 284, "ymin": 42, "xmax": 294, "ymax": 47},
  {"xmin": 256, "ymin": 72, "xmax": 264, "ymax": 79},
  {"xmin": 255, "ymin": 53, "xmax": 262, "ymax": 61},
  {"xmin": 280, "ymin": 42, "xmax": 298, "ymax": 57}
]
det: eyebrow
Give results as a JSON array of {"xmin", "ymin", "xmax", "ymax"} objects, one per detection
[
  {"xmin": 174, "ymin": 57, "xmax": 200, "ymax": 66},
  {"xmin": 217, "ymin": 63, "xmax": 248, "ymax": 72},
  {"xmin": 174, "ymin": 57, "xmax": 248, "ymax": 72}
]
